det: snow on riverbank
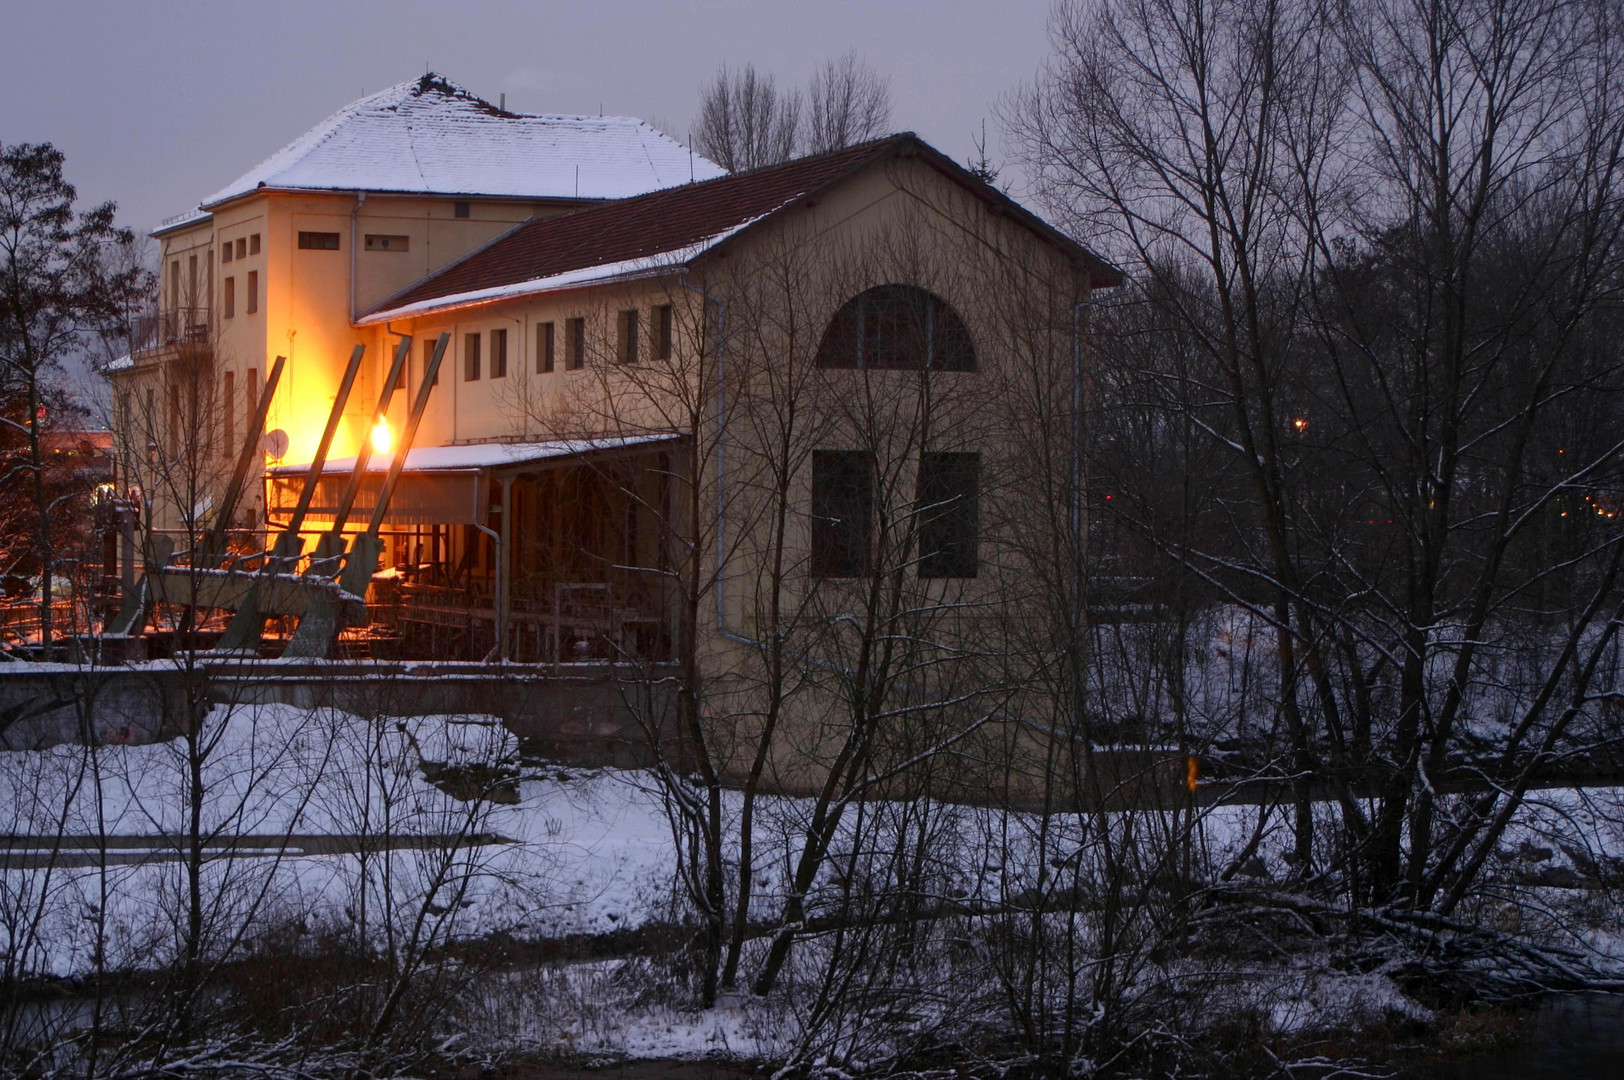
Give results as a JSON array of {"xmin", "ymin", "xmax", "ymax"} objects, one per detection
[{"xmin": 3, "ymin": 701, "xmax": 1623, "ymax": 1063}]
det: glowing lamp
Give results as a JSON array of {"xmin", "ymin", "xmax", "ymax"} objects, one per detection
[{"xmin": 371, "ymin": 421, "xmax": 393, "ymax": 455}]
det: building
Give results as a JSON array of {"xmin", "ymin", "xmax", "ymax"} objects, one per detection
[
  {"xmin": 110, "ymin": 73, "xmax": 723, "ymax": 547},
  {"xmin": 109, "ymin": 75, "xmax": 1120, "ymax": 792}
]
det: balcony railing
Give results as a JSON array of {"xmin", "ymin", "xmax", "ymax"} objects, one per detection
[
  {"xmin": 129, "ymin": 307, "xmax": 215, "ymax": 361},
  {"xmin": 160, "ymin": 306, "xmax": 214, "ymax": 344}
]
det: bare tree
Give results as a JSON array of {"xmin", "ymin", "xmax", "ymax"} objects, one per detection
[
  {"xmin": 1008, "ymin": 0, "xmax": 1624, "ymax": 954},
  {"xmin": 693, "ymin": 64, "xmax": 802, "ymax": 172},
  {"xmin": 805, "ymin": 51, "xmax": 893, "ymax": 156}
]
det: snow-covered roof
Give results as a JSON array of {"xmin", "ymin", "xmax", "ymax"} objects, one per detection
[
  {"xmin": 158, "ymin": 74, "xmax": 724, "ymax": 232},
  {"xmin": 269, "ymin": 434, "xmax": 681, "ymax": 476}
]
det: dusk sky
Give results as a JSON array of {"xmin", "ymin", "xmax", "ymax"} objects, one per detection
[{"xmin": 8, "ymin": 0, "xmax": 1058, "ymax": 238}]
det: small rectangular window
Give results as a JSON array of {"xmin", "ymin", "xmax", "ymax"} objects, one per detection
[
  {"xmin": 246, "ymin": 271, "xmax": 258, "ymax": 314},
  {"xmin": 365, "ymin": 234, "xmax": 410, "ymax": 252},
  {"xmin": 617, "ymin": 309, "xmax": 640, "ymax": 364},
  {"xmin": 453, "ymin": 201, "xmax": 471, "ymax": 219},
  {"xmin": 298, "ymin": 231, "xmax": 341, "ymax": 250},
  {"xmin": 464, "ymin": 332, "xmax": 481, "ymax": 381},
  {"xmin": 221, "ymin": 240, "xmax": 233, "ymax": 264},
  {"xmin": 490, "ymin": 327, "xmax": 508, "ymax": 378},
  {"xmin": 223, "ymin": 276, "xmax": 235, "ymax": 319},
  {"xmin": 249, "ymin": 233, "xmax": 260, "ymax": 255},
  {"xmin": 812, "ymin": 450, "xmax": 873, "ymax": 578},
  {"xmin": 566, "ymin": 317, "xmax": 585, "ymax": 369},
  {"xmin": 655, "ymin": 304, "xmax": 673, "ymax": 359},
  {"xmin": 422, "ymin": 338, "xmax": 440, "ymax": 387},
  {"xmin": 235, "ymin": 238, "xmax": 247, "ymax": 260},
  {"xmin": 917, "ymin": 452, "xmax": 980, "ymax": 578},
  {"xmin": 538, "ymin": 321, "xmax": 555, "ymax": 373}
]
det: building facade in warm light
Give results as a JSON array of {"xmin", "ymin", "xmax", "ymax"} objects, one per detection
[{"xmin": 109, "ymin": 74, "xmax": 722, "ymax": 539}]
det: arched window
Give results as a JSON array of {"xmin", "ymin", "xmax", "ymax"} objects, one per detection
[{"xmin": 814, "ymin": 285, "xmax": 976, "ymax": 371}]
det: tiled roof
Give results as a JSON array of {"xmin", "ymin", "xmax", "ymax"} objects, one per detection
[
  {"xmin": 362, "ymin": 134, "xmax": 1119, "ymax": 324},
  {"xmin": 158, "ymin": 74, "xmax": 722, "ymax": 231}
]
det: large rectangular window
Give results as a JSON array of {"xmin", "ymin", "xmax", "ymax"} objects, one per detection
[
  {"xmin": 537, "ymin": 321, "xmax": 555, "ymax": 373},
  {"xmin": 298, "ymin": 231, "xmax": 340, "ymax": 250},
  {"xmin": 464, "ymin": 332, "xmax": 482, "ymax": 381},
  {"xmin": 246, "ymin": 270, "xmax": 258, "ymax": 314},
  {"xmin": 617, "ymin": 308, "xmax": 640, "ymax": 363},
  {"xmin": 812, "ymin": 450, "xmax": 873, "ymax": 577},
  {"xmin": 566, "ymin": 317, "xmax": 585, "ymax": 370},
  {"xmin": 223, "ymin": 276, "xmax": 235, "ymax": 318},
  {"xmin": 917, "ymin": 452, "xmax": 980, "ymax": 578},
  {"xmin": 491, "ymin": 327, "xmax": 508, "ymax": 378}
]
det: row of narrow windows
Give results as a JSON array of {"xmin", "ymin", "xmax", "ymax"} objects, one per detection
[{"xmin": 454, "ymin": 305, "xmax": 676, "ymax": 383}]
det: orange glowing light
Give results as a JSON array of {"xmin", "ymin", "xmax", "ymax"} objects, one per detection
[
  {"xmin": 1185, "ymin": 755, "xmax": 1201, "ymax": 794},
  {"xmin": 371, "ymin": 421, "xmax": 393, "ymax": 455},
  {"xmin": 1292, "ymin": 417, "xmax": 1308, "ymax": 432}
]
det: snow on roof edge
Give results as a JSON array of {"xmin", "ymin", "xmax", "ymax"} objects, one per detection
[
  {"xmin": 357, "ymin": 209, "xmax": 780, "ymax": 326},
  {"xmin": 269, "ymin": 433, "xmax": 683, "ymax": 475}
]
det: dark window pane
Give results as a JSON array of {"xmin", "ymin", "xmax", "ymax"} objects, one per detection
[
  {"xmin": 567, "ymin": 317, "xmax": 585, "ymax": 369},
  {"xmin": 618, "ymin": 309, "xmax": 639, "ymax": 363},
  {"xmin": 918, "ymin": 452, "xmax": 979, "ymax": 578},
  {"xmin": 812, "ymin": 450, "xmax": 873, "ymax": 577},
  {"xmin": 538, "ymin": 321, "xmax": 555, "ymax": 373},
  {"xmin": 464, "ymin": 332, "xmax": 481, "ymax": 381},
  {"xmin": 423, "ymin": 338, "xmax": 440, "ymax": 386},
  {"xmin": 297, "ymin": 231, "xmax": 341, "ymax": 250},
  {"xmin": 656, "ymin": 304, "xmax": 674, "ymax": 359},
  {"xmin": 491, "ymin": 328, "xmax": 508, "ymax": 378},
  {"xmin": 864, "ymin": 285, "xmax": 928, "ymax": 369},
  {"xmin": 814, "ymin": 295, "xmax": 862, "ymax": 368},
  {"xmin": 815, "ymin": 285, "xmax": 976, "ymax": 371}
]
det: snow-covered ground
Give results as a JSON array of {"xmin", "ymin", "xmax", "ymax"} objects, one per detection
[{"xmin": 3, "ymin": 701, "xmax": 1622, "ymax": 1064}]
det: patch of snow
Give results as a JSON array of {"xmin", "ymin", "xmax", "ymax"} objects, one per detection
[{"xmin": 270, "ymin": 432, "xmax": 682, "ymax": 476}]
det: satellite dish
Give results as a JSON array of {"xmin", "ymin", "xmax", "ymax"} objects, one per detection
[{"xmin": 263, "ymin": 429, "xmax": 289, "ymax": 459}]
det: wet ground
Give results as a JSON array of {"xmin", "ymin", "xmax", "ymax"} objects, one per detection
[{"xmin": 1416, "ymin": 993, "xmax": 1624, "ymax": 1079}]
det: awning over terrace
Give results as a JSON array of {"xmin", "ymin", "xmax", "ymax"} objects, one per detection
[{"xmin": 265, "ymin": 434, "xmax": 681, "ymax": 527}]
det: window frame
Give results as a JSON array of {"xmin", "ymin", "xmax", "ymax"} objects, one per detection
[
  {"xmin": 538, "ymin": 321, "xmax": 555, "ymax": 373},
  {"xmin": 655, "ymin": 303, "xmax": 674, "ymax": 360},
  {"xmin": 490, "ymin": 327, "xmax": 508, "ymax": 379},
  {"xmin": 815, "ymin": 285, "xmax": 977, "ymax": 372},
  {"xmin": 618, "ymin": 309, "xmax": 640, "ymax": 364},
  {"xmin": 464, "ymin": 331, "xmax": 482, "ymax": 382},
  {"xmin": 297, "ymin": 231, "xmax": 341, "ymax": 251},
  {"xmin": 566, "ymin": 317, "xmax": 585, "ymax": 370}
]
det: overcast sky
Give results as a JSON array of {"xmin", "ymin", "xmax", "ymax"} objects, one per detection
[{"xmin": 7, "ymin": 0, "xmax": 1059, "ymax": 238}]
